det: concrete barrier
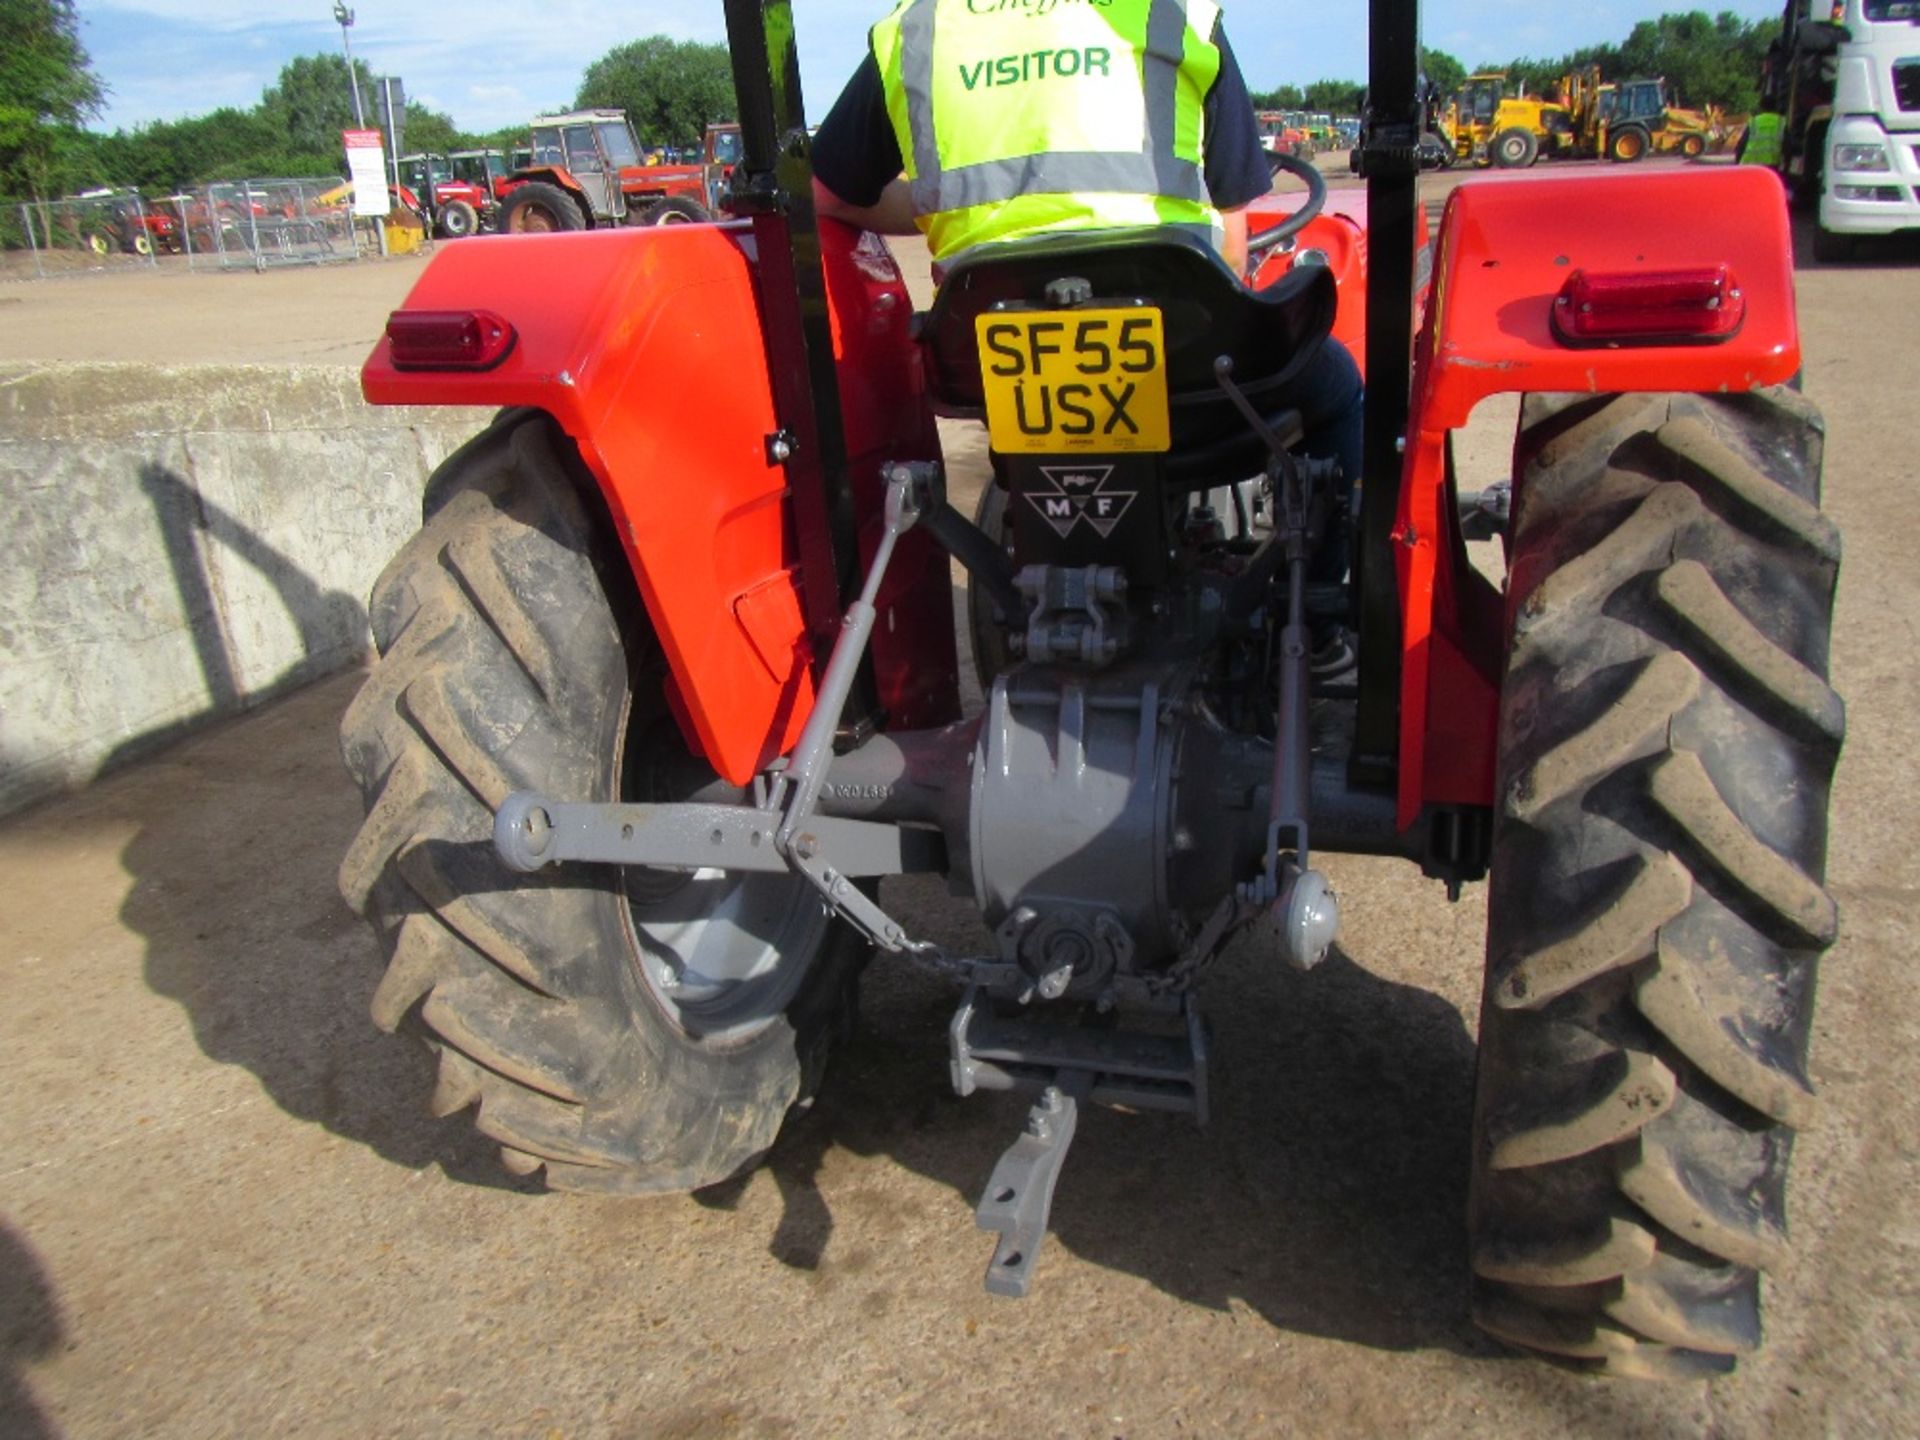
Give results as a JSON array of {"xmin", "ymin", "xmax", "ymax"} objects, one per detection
[{"xmin": 0, "ymin": 362, "xmax": 492, "ymax": 817}]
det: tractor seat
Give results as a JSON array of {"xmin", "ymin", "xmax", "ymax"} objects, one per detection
[{"xmin": 918, "ymin": 226, "xmax": 1337, "ymax": 467}]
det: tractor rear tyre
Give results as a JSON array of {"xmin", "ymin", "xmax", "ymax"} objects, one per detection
[
  {"xmin": 337, "ymin": 409, "xmax": 868, "ymax": 1193},
  {"xmin": 437, "ymin": 199, "xmax": 479, "ymax": 239},
  {"xmin": 640, "ymin": 196, "xmax": 711, "ymax": 226},
  {"xmin": 1492, "ymin": 128, "xmax": 1539, "ymax": 169},
  {"xmin": 1470, "ymin": 388, "xmax": 1842, "ymax": 1377},
  {"xmin": 1607, "ymin": 124, "xmax": 1650, "ymax": 162},
  {"xmin": 499, "ymin": 181, "xmax": 585, "ymax": 234}
]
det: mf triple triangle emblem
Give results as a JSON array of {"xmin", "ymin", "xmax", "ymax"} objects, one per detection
[{"xmin": 1024, "ymin": 464, "xmax": 1137, "ymax": 539}]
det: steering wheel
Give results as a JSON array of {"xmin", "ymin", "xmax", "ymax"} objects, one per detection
[{"xmin": 1246, "ymin": 151, "xmax": 1327, "ymax": 265}]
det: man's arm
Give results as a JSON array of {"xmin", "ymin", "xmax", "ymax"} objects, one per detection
[
  {"xmin": 811, "ymin": 50, "xmax": 919, "ymax": 234},
  {"xmin": 1220, "ymin": 205, "xmax": 1249, "ymax": 274},
  {"xmin": 813, "ymin": 175, "xmax": 920, "ymax": 236}
]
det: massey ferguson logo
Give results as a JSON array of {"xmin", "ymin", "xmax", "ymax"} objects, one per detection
[{"xmin": 1025, "ymin": 465, "xmax": 1137, "ymax": 539}]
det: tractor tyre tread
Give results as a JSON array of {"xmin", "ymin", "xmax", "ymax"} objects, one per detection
[
  {"xmin": 1608, "ymin": 124, "xmax": 1651, "ymax": 162},
  {"xmin": 438, "ymin": 199, "xmax": 480, "ymax": 239},
  {"xmin": 499, "ymin": 181, "xmax": 586, "ymax": 233},
  {"xmin": 1492, "ymin": 127, "xmax": 1539, "ymax": 169},
  {"xmin": 338, "ymin": 409, "xmax": 865, "ymax": 1193},
  {"xmin": 1470, "ymin": 388, "xmax": 1841, "ymax": 1375},
  {"xmin": 640, "ymin": 196, "xmax": 712, "ymax": 226}
]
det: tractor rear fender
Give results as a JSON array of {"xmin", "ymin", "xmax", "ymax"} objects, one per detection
[
  {"xmin": 362, "ymin": 222, "xmax": 959, "ymax": 786},
  {"xmin": 1394, "ymin": 165, "xmax": 1801, "ymax": 829},
  {"xmin": 500, "ymin": 166, "xmax": 584, "ymax": 199}
]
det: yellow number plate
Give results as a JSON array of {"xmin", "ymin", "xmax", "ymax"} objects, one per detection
[{"xmin": 975, "ymin": 306, "xmax": 1170, "ymax": 454}]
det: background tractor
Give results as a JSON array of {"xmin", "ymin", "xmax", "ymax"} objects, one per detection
[
  {"xmin": 399, "ymin": 152, "xmax": 495, "ymax": 238},
  {"xmin": 1441, "ymin": 72, "xmax": 1562, "ymax": 166},
  {"xmin": 1602, "ymin": 77, "xmax": 1682, "ymax": 161},
  {"xmin": 340, "ymin": 0, "xmax": 1841, "ymax": 1379},
  {"xmin": 1257, "ymin": 110, "xmax": 1315, "ymax": 160},
  {"xmin": 493, "ymin": 109, "xmax": 714, "ymax": 232},
  {"xmin": 702, "ymin": 122, "xmax": 744, "ymax": 213}
]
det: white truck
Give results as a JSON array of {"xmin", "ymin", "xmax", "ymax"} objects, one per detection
[{"xmin": 1770, "ymin": 0, "xmax": 1920, "ymax": 259}]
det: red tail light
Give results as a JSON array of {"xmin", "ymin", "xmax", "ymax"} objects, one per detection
[
  {"xmin": 386, "ymin": 309, "xmax": 516, "ymax": 370},
  {"xmin": 1551, "ymin": 266, "xmax": 1745, "ymax": 346}
]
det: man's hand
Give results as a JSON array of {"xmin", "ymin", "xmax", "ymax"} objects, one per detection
[{"xmin": 813, "ymin": 177, "xmax": 920, "ymax": 236}]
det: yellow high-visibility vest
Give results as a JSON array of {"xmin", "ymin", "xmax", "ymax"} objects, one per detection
[
  {"xmin": 1743, "ymin": 111, "xmax": 1784, "ymax": 169},
  {"xmin": 872, "ymin": 0, "xmax": 1228, "ymax": 262}
]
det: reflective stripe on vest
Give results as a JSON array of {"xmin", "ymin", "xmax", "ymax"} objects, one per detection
[
  {"xmin": 873, "ymin": 0, "xmax": 1225, "ymax": 260},
  {"xmin": 1743, "ymin": 112, "xmax": 1784, "ymax": 168}
]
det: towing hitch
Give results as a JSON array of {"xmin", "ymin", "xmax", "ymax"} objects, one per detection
[{"xmin": 951, "ymin": 986, "xmax": 1208, "ymax": 1296}]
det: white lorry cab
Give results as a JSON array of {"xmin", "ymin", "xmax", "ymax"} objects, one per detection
[{"xmin": 1805, "ymin": 0, "xmax": 1920, "ymax": 256}]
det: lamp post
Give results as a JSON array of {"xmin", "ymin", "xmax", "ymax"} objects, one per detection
[
  {"xmin": 333, "ymin": 3, "xmax": 367, "ymax": 128},
  {"xmin": 333, "ymin": 3, "xmax": 386, "ymax": 257}
]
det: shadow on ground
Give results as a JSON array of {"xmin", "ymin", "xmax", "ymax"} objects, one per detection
[
  {"xmin": 109, "ymin": 445, "xmax": 531, "ymax": 1190},
  {"xmin": 120, "ymin": 649, "xmax": 1495, "ymax": 1361},
  {"xmin": 0, "ymin": 1221, "xmax": 64, "ymax": 1440},
  {"xmin": 1791, "ymin": 213, "xmax": 1920, "ymax": 270},
  {"xmin": 705, "ymin": 870, "xmax": 1496, "ymax": 1360},
  {"xmin": 117, "ymin": 673, "xmax": 532, "ymax": 1192}
]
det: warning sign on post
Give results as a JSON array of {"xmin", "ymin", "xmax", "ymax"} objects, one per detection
[{"xmin": 343, "ymin": 129, "xmax": 390, "ymax": 217}]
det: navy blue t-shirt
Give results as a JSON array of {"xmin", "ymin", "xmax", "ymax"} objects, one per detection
[{"xmin": 813, "ymin": 21, "xmax": 1271, "ymax": 213}]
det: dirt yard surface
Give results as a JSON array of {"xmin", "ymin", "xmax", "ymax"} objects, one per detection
[{"xmin": 4, "ymin": 169, "xmax": 1919, "ymax": 1438}]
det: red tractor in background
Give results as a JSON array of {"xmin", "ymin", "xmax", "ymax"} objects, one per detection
[
  {"xmin": 340, "ymin": 0, "xmax": 1840, "ymax": 1378},
  {"xmin": 492, "ymin": 109, "xmax": 713, "ymax": 231},
  {"xmin": 703, "ymin": 121, "xmax": 744, "ymax": 211},
  {"xmin": 399, "ymin": 153, "xmax": 496, "ymax": 239},
  {"xmin": 69, "ymin": 187, "xmax": 180, "ymax": 255},
  {"xmin": 1257, "ymin": 110, "xmax": 1315, "ymax": 160}
]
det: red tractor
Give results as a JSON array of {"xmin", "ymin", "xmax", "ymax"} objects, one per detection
[
  {"xmin": 400, "ymin": 152, "xmax": 496, "ymax": 239},
  {"xmin": 341, "ymin": 0, "xmax": 1840, "ymax": 1378},
  {"xmin": 703, "ymin": 121, "xmax": 743, "ymax": 211},
  {"xmin": 70, "ymin": 188, "xmax": 179, "ymax": 255},
  {"xmin": 492, "ymin": 109, "xmax": 713, "ymax": 232},
  {"xmin": 1257, "ymin": 110, "xmax": 1314, "ymax": 160}
]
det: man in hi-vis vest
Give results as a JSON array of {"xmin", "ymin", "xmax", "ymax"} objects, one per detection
[{"xmin": 812, "ymin": 0, "xmax": 1366, "ymax": 661}]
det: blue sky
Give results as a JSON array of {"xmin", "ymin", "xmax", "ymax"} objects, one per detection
[{"xmin": 78, "ymin": 1, "xmax": 1789, "ymax": 136}]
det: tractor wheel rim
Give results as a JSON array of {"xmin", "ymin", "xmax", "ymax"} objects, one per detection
[
  {"xmin": 624, "ymin": 868, "xmax": 828, "ymax": 1041},
  {"xmin": 618, "ymin": 711, "xmax": 827, "ymax": 1042}
]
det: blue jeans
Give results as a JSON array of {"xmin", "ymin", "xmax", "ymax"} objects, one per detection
[{"xmin": 1291, "ymin": 336, "xmax": 1364, "ymax": 584}]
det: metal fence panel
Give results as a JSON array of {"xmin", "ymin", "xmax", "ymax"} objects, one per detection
[
  {"xmin": 3, "ymin": 192, "xmax": 168, "ymax": 281},
  {"xmin": 176, "ymin": 179, "xmax": 361, "ymax": 272},
  {"xmin": 1, "ymin": 180, "xmax": 367, "ymax": 280}
]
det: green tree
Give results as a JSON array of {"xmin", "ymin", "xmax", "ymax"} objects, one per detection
[
  {"xmin": 576, "ymin": 37, "xmax": 736, "ymax": 148},
  {"xmin": 0, "ymin": 0, "xmax": 106, "ymax": 200},
  {"xmin": 403, "ymin": 104, "xmax": 464, "ymax": 157},
  {"xmin": 259, "ymin": 53, "xmax": 380, "ymax": 156},
  {"xmin": 1470, "ymin": 10, "xmax": 1772, "ymax": 112},
  {"xmin": 1248, "ymin": 84, "xmax": 1306, "ymax": 111},
  {"xmin": 1303, "ymin": 79, "xmax": 1365, "ymax": 115},
  {"xmin": 1421, "ymin": 48, "xmax": 1466, "ymax": 99}
]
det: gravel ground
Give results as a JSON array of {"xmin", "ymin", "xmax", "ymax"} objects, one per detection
[{"xmin": 3, "ymin": 167, "xmax": 1918, "ymax": 1438}]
